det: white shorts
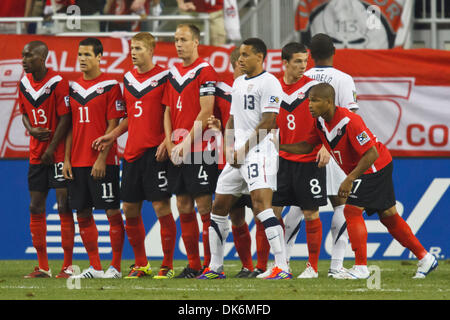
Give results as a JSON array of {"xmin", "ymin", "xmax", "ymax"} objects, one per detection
[
  {"xmin": 215, "ymin": 147, "xmax": 278, "ymax": 196},
  {"xmin": 326, "ymin": 156, "xmax": 347, "ymax": 196}
]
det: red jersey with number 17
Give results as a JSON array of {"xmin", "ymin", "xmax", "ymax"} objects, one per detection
[
  {"xmin": 306, "ymin": 106, "xmax": 392, "ymax": 175},
  {"xmin": 123, "ymin": 65, "xmax": 168, "ymax": 162},
  {"xmin": 162, "ymin": 57, "xmax": 218, "ymax": 152},
  {"xmin": 69, "ymin": 73, "xmax": 125, "ymax": 167},
  {"xmin": 19, "ymin": 69, "xmax": 70, "ymax": 164},
  {"xmin": 277, "ymin": 75, "xmax": 321, "ymax": 163}
]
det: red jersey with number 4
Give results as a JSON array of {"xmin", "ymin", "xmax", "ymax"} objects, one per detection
[
  {"xmin": 123, "ymin": 65, "xmax": 168, "ymax": 162},
  {"xmin": 19, "ymin": 70, "xmax": 70, "ymax": 164},
  {"xmin": 69, "ymin": 73, "xmax": 125, "ymax": 167},
  {"xmin": 306, "ymin": 106, "xmax": 392, "ymax": 175},
  {"xmin": 162, "ymin": 57, "xmax": 218, "ymax": 152},
  {"xmin": 278, "ymin": 75, "xmax": 321, "ymax": 163},
  {"xmin": 213, "ymin": 79, "xmax": 233, "ymax": 170}
]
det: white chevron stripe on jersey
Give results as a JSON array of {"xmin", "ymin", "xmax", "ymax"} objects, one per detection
[
  {"xmin": 318, "ymin": 116, "xmax": 350, "ymax": 142},
  {"xmin": 169, "ymin": 62, "xmax": 210, "ymax": 86},
  {"xmin": 70, "ymin": 80, "xmax": 118, "ymax": 98},
  {"xmin": 281, "ymin": 79, "xmax": 318, "ymax": 104},
  {"xmin": 20, "ymin": 75, "xmax": 62, "ymax": 101},
  {"xmin": 216, "ymin": 81, "xmax": 232, "ymax": 92},
  {"xmin": 124, "ymin": 69, "xmax": 169, "ymax": 92}
]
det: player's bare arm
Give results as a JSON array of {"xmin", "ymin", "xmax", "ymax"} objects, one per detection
[
  {"xmin": 224, "ymin": 115, "xmax": 235, "ymax": 166},
  {"xmin": 91, "ymin": 118, "xmax": 120, "ymax": 179},
  {"xmin": 62, "ymin": 128, "xmax": 73, "ymax": 180},
  {"xmin": 22, "ymin": 114, "xmax": 52, "ymax": 142},
  {"xmin": 338, "ymin": 146, "xmax": 379, "ymax": 199},
  {"xmin": 41, "ymin": 113, "xmax": 71, "ymax": 165},
  {"xmin": 92, "ymin": 117, "xmax": 129, "ymax": 152},
  {"xmin": 316, "ymin": 145, "xmax": 331, "ymax": 168},
  {"xmin": 279, "ymin": 139, "xmax": 315, "ymax": 155},
  {"xmin": 155, "ymin": 140, "xmax": 168, "ymax": 162},
  {"xmin": 207, "ymin": 115, "xmax": 222, "ymax": 132}
]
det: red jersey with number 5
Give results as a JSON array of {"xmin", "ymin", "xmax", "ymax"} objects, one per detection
[
  {"xmin": 278, "ymin": 75, "xmax": 321, "ymax": 163},
  {"xmin": 69, "ymin": 73, "xmax": 125, "ymax": 167},
  {"xmin": 306, "ymin": 106, "xmax": 392, "ymax": 175},
  {"xmin": 123, "ymin": 65, "xmax": 168, "ymax": 162},
  {"xmin": 19, "ymin": 70, "xmax": 70, "ymax": 164},
  {"xmin": 162, "ymin": 57, "xmax": 218, "ymax": 152}
]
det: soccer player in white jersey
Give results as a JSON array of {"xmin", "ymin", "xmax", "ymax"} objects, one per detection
[
  {"xmin": 197, "ymin": 38, "xmax": 292, "ymax": 280},
  {"xmin": 303, "ymin": 33, "xmax": 359, "ymax": 277}
]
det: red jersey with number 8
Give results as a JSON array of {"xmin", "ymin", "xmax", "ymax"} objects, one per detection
[
  {"xmin": 19, "ymin": 70, "xmax": 70, "ymax": 164},
  {"xmin": 69, "ymin": 73, "xmax": 125, "ymax": 167},
  {"xmin": 306, "ymin": 106, "xmax": 392, "ymax": 175},
  {"xmin": 278, "ymin": 75, "xmax": 321, "ymax": 163},
  {"xmin": 123, "ymin": 65, "xmax": 168, "ymax": 162}
]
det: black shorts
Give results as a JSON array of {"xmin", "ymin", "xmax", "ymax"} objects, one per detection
[
  {"xmin": 168, "ymin": 151, "xmax": 218, "ymax": 197},
  {"xmin": 67, "ymin": 165, "xmax": 120, "ymax": 211},
  {"xmin": 28, "ymin": 162, "xmax": 66, "ymax": 192},
  {"xmin": 121, "ymin": 147, "xmax": 171, "ymax": 203},
  {"xmin": 346, "ymin": 162, "xmax": 396, "ymax": 216},
  {"xmin": 272, "ymin": 157, "xmax": 327, "ymax": 210}
]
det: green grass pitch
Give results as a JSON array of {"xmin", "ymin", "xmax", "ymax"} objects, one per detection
[{"xmin": 0, "ymin": 259, "xmax": 448, "ymax": 300}]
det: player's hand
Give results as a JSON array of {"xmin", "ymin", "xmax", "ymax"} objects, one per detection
[
  {"xmin": 155, "ymin": 141, "xmax": 168, "ymax": 162},
  {"xmin": 170, "ymin": 143, "xmax": 184, "ymax": 166},
  {"xmin": 30, "ymin": 127, "xmax": 52, "ymax": 142},
  {"xmin": 316, "ymin": 145, "xmax": 331, "ymax": 168},
  {"xmin": 91, "ymin": 159, "xmax": 106, "ymax": 180},
  {"xmin": 338, "ymin": 177, "xmax": 353, "ymax": 199},
  {"xmin": 62, "ymin": 160, "xmax": 73, "ymax": 180},
  {"xmin": 40, "ymin": 147, "xmax": 55, "ymax": 166},
  {"xmin": 229, "ymin": 150, "xmax": 242, "ymax": 169},
  {"xmin": 92, "ymin": 133, "xmax": 114, "ymax": 151},
  {"xmin": 207, "ymin": 115, "xmax": 222, "ymax": 132}
]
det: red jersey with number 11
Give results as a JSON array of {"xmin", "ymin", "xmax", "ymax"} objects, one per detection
[
  {"xmin": 19, "ymin": 70, "xmax": 70, "ymax": 164},
  {"xmin": 69, "ymin": 73, "xmax": 125, "ymax": 167},
  {"xmin": 306, "ymin": 106, "xmax": 392, "ymax": 175}
]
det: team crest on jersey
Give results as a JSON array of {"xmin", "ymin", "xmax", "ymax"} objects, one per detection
[
  {"xmin": 64, "ymin": 96, "xmax": 70, "ymax": 107},
  {"xmin": 297, "ymin": 91, "xmax": 305, "ymax": 99},
  {"xmin": 150, "ymin": 80, "xmax": 158, "ymax": 87},
  {"xmin": 356, "ymin": 131, "xmax": 370, "ymax": 145},
  {"xmin": 96, "ymin": 87, "xmax": 104, "ymax": 94},
  {"xmin": 337, "ymin": 128, "xmax": 342, "ymax": 136},
  {"xmin": 188, "ymin": 72, "xmax": 196, "ymax": 79},
  {"xmin": 247, "ymin": 84, "xmax": 254, "ymax": 92},
  {"xmin": 44, "ymin": 87, "xmax": 51, "ymax": 94},
  {"xmin": 115, "ymin": 100, "xmax": 125, "ymax": 111}
]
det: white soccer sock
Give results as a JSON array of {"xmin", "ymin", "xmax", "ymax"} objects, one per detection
[
  {"xmin": 283, "ymin": 206, "xmax": 304, "ymax": 262},
  {"xmin": 208, "ymin": 213, "xmax": 230, "ymax": 272},
  {"xmin": 330, "ymin": 204, "xmax": 348, "ymax": 271},
  {"xmin": 256, "ymin": 208, "xmax": 289, "ymax": 272}
]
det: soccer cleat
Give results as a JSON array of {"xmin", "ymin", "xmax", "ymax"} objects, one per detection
[
  {"xmin": 264, "ymin": 266, "xmax": 292, "ymax": 280},
  {"xmin": 175, "ymin": 265, "xmax": 201, "ymax": 279},
  {"xmin": 124, "ymin": 262, "xmax": 153, "ymax": 279},
  {"xmin": 333, "ymin": 265, "xmax": 370, "ymax": 280},
  {"xmin": 70, "ymin": 266, "xmax": 104, "ymax": 279},
  {"xmin": 153, "ymin": 266, "xmax": 175, "ymax": 279},
  {"xmin": 24, "ymin": 267, "xmax": 51, "ymax": 278},
  {"xmin": 197, "ymin": 267, "xmax": 226, "ymax": 280},
  {"xmin": 256, "ymin": 262, "xmax": 275, "ymax": 278},
  {"xmin": 297, "ymin": 262, "xmax": 318, "ymax": 279},
  {"xmin": 103, "ymin": 266, "xmax": 122, "ymax": 279},
  {"xmin": 413, "ymin": 253, "xmax": 438, "ymax": 279},
  {"xmin": 247, "ymin": 268, "xmax": 265, "ymax": 278},
  {"xmin": 234, "ymin": 267, "xmax": 252, "ymax": 278},
  {"xmin": 55, "ymin": 266, "xmax": 73, "ymax": 279},
  {"xmin": 327, "ymin": 267, "xmax": 348, "ymax": 278}
]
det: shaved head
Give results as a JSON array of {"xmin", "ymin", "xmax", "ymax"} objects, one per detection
[
  {"xmin": 25, "ymin": 41, "xmax": 49, "ymax": 60},
  {"xmin": 310, "ymin": 83, "xmax": 335, "ymax": 103}
]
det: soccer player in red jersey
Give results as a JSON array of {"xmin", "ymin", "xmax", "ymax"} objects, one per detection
[
  {"xmin": 280, "ymin": 83, "xmax": 438, "ymax": 279},
  {"xmin": 93, "ymin": 32, "xmax": 176, "ymax": 279},
  {"xmin": 163, "ymin": 24, "xmax": 219, "ymax": 278},
  {"xmin": 19, "ymin": 41, "xmax": 74, "ymax": 279},
  {"xmin": 271, "ymin": 42, "xmax": 326, "ymax": 278},
  {"xmin": 62, "ymin": 38, "xmax": 125, "ymax": 279}
]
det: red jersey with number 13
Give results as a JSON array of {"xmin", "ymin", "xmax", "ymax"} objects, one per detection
[
  {"xmin": 306, "ymin": 106, "xmax": 392, "ymax": 175},
  {"xmin": 69, "ymin": 73, "xmax": 125, "ymax": 167},
  {"xmin": 19, "ymin": 69, "xmax": 70, "ymax": 164}
]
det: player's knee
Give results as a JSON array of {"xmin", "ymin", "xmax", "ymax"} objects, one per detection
[
  {"xmin": 29, "ymin": 201, "xmax": 45, "ymax": 214},
  {"xmin": 176, "ymin": 196, "xmax": 195, "ymax": 214},
  {"xmin": 76, "ymin": 208, "xmax": 92, "ymax": 218},
  {"xmin": 229, "ymin": 208, "xmax": 246, "ymax": 226},
  {"xmin": 122, "ymin": 202, "xmax": 141, "ymax": 218},
  {"xmin": 152, "ymin": 199, "xmax": 171, "ymax": 217}
]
